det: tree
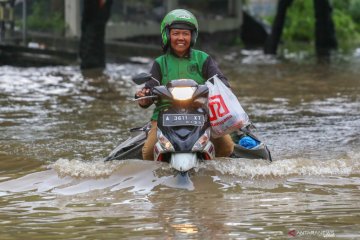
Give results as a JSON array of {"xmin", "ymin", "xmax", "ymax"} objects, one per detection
[
  {"xmin": 79, "ymin": 0, "xmax": 113, "ymax": 71},
  {"xmin": 264, "ymin": 0, "xmax": 293, "ymax": 55},
  {"xmin": 264, "ymin": 0, "xmax": 337, "ymax": 59}
]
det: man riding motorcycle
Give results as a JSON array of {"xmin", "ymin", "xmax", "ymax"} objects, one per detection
[{"xmin": 135, "ymin": 9, "xmax": 234, "ymax": 160}]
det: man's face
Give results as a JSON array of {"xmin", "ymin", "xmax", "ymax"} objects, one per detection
[{"xmin": 169, "ymin": 29, "xmax": 191, "ymax": 57}]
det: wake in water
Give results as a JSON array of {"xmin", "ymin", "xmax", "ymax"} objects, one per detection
[
  {"xmin": 53, "ymin": 148, "xmax": 360, "ymax": 178},
  {"xmin": 0, "ymin": 159, "xmax": 195, "ymax": 196},
  {"xmin": 207, "ymin": 151, "xmax": 360, "ymax": 178},
  {"xmin": 0, "ymin": 151, "xmax": 359, "ymax": 196}
]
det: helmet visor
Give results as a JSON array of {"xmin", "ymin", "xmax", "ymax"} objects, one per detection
[{"xmin": 169, "ymin": 22, "xmax": 195, "ymax": 31}]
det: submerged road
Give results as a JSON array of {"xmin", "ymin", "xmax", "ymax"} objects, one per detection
[{"xmin": 0, "ymin": 49, "xmax": 359, "ymax": 239}]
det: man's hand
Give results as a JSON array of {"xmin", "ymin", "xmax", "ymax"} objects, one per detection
[{"xmin": 136, "ymin": 88, "xmax": 153, "ymax": 107}]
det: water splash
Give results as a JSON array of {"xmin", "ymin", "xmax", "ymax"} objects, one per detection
[
  {"xmin": 1, "ymin": 151, "xmax": 359, "ymax": 196},
  {"xmin": 51, "ymin": 158, "xmax": 126, "ymax": 178},
  {"xmin": 0, "ymin": 159, "xmax": 195, "ymax": 195},
  {"xmin": 51, "ymin": 159, "xmax": 194, "ymax": 193},
  {"xmin": 206, "ymin": 151, "xmax": 360, "ymax": 178}
]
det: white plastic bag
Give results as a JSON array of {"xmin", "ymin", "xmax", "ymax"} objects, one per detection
[{"xmin": 206, "ymin": 75, "xmax": 249, "ymax": 138}]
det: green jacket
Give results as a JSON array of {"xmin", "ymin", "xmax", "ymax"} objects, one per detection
[{"xmin": 146, "ymin": 49, "xmax": 229, "ymax": 120}]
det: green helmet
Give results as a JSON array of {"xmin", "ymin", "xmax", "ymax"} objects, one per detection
[{"xmin": 160, "ymin": 9, "xmax": 199, "ymax": 50}]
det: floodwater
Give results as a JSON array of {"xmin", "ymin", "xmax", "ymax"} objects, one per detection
[{"xmin": 0, "ymin": 49, "xmax": 359, "ymax": 239}]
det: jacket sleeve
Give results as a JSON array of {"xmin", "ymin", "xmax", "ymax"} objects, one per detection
[
  {"xmin": 145, "ymin": 61, "xmax": 162, "ymax": 89},
  {"xmin": 137, "ymin": 61, "xmax": 162, "ymax": 109},
  {"xmin": 202, "ymin": 56, "xmax": 231, "ymax": 87}
]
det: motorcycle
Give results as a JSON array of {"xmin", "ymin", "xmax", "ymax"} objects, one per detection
[{"xmin": 104, "ymin": 73, "xmax": 272, "ymax": 173}]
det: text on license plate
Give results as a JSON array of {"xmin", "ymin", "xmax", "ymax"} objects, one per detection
[{"xmin": 163, "ymin": 114, "xmax": 205, "ymax": 126}]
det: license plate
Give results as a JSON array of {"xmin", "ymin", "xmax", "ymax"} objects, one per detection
[{"xmin": 163, "ymin": 114, "xmax": 205, "ymax": 126}]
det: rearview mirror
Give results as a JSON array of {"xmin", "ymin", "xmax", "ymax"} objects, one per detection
[{"xmin": 132, "ymin": 72, "xmax": 152, "ymax": 85}]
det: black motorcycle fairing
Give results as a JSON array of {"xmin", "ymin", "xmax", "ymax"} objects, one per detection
[
  {"xmin": 157, "ymin": 107, "xmax": 210, "ymax": 152},
  {"xmin": 152, "ymin": 86, "xmax": 172, "ymax": 99},
  {"xmin": 193, "ymin": 85, "xmax": 209, "ymax": 99}
]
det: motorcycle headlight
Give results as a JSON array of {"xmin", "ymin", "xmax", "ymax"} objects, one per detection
[
  {"xmin": 192, "ymin": 129, "xmax": 210, "ymax": 151},
  {"xmin": 169, "ymin": 87, "xmax": 196, "ymax": 101},
  {"xmin": 157, "ymin": 130, "xmax": 175, "ymax": 151}
]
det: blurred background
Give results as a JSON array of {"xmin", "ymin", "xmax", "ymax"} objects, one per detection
[{"xmin": 1, "ymin": 0, "xmax": 359, "ymax": 66}]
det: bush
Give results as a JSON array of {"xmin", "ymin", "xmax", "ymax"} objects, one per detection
[
  {"xmin": 333, "ymin": 8, "xmax": 360, "ymax": 44},
  {"xmin": 265, "ymin": 0, "xmax": 360, "ymax": 48},
  {"xmin": 283, "ymin": 1, "xmax": 314, "ymax": 42},
  {"xmin": 27, "ymin": 0, "xmax": 65, "ymax": 34}
]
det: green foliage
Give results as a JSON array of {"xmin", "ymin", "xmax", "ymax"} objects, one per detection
[
  {"xmin": 348, "ymin": 0, "xmax": 360, "ymax": 29},
  {"xmin": 27, "ymin": 0, "xmax": 65, "ymax": 33},
  {"xmin": 331, "ymin": 0, "xmax": 351, "ymax": 10},
  {"xmin": 277, "ymin": 0, "xmax": 360, "ymax": 47},
  {"xmin": 333, "ymin": 8, "xmax": 360, "ymax": 44},
  {"xmin": 332, "ymin": 0, "xmax": 360, "ymax": 32},
  {"xmin": 282, "ymin": 1, "xmax": 314, "ymax": 42}
]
